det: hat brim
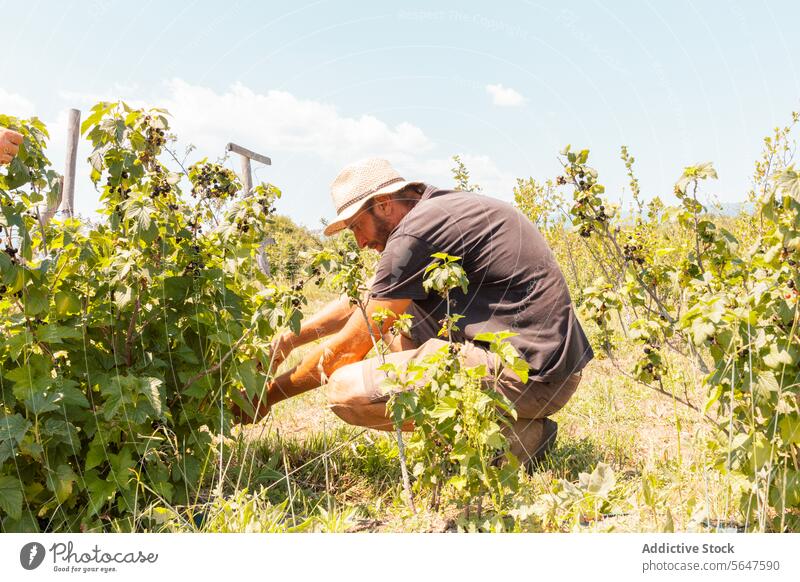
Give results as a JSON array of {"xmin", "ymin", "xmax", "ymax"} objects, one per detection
[{"xmin": 323, "ymin": 180, "xmax": 423, "ymax": 237}]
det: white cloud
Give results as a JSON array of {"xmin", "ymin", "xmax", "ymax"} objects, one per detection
[
  {"xmin": 38, "ymin": 80, "xmax": 437, "ymax": 219},
  {"xmin": 485, "ymin": 83, "xmax": 525, "ymax": 107},
  {"xmin": 0, "ymin": 89, "xmax": 36, "ymax": 118},
  {"xmin": 161, "ymin": 79, "xmax": 434, "ymax": 163},
  {"xmin": 5, "ymin": 82, "xmax": 518, "ymax": 224}
]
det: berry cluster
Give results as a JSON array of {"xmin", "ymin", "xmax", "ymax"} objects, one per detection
[
  {"xmin": 150, "ymin": 177, "xmax": 172, "ymax": 199},
  {"xmin": 623, "ymin": 238, "xmax": 645, "ymax": 265},
  {"xmin": 184, "ymin": 259, "xmax": 205, "ymax": 278},
  {"xmin": 187, "ymin": 216, "xmax": 203, "ymax": 235},
  {"xmin": 309, "ymin": 266, "xmax": 322, "ymax": 286},
  {"xmin": 137, "ymin": 115, "xmax": 167, "ymax": 166},
  {"xmin": 189, "ymin": 162, "xmax": 238, "ymax": 201},
  {"xmin": 3, "ymin": 245, "xmax": 19, "ymax": 265},
  {"xmin": 183, "ymin": 244, "xmax": 205, "ymax": 278},
  {"xmin": 256, "ymin": 192, "xmax": 275, "ymax": 212},
  {"xmin": 573, "ymin": 198, "xmax": 610, "ymax": 238},
  {"xmin": 641, "ymin": 346, "xmax": 662, "ymax": 381},
  {"xmin": 106, "ymin": 172, "xmax": 132, "ymax": 199}
]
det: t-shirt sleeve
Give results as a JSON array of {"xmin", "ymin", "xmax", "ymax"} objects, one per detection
[{"xmin": 370, "ymin": 234, "xmax": 435, "ymax": 300}]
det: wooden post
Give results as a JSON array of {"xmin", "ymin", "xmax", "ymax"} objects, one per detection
[
  {"xmin": 59, "ymin": 109, "xmax": 81, "ymax": 218},
  {"xmin": 226, "ymin": 142, "xmax": 270, "ymax": 197},
  {"xmin": 240, "ymin": 155, "xmax": 252, "ymax": 196}
]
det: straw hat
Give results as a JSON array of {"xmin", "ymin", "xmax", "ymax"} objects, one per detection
[{"xmin": 323, "ymin": 158, "xmax": 422, "ymax": 236}]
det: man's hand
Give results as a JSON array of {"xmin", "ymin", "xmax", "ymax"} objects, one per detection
[
  {"xmin": 268, "ymin": 331, "xmax": 295, "ymax": 373},
  {"xmin": 0, "ymin": 128, "xmax": 23, "ymax": 165},
  {"xmin": 230, "ymin": 388, "xmax": 271, "ymax": 425}
]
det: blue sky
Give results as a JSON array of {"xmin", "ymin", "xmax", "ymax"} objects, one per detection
[{"xmin": 2, "ymin": 0, "xmax": 799, "ymax": 227}]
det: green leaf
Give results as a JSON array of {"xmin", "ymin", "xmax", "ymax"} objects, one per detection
[
  {"xmin": 36, "ymin": 324, "xmax": 82, "ymax": 344},
  {"xmin": 780, "ymin": 414, "xmax": 800, "ymax": 445},
  {"xmin": 25, "ymin": 390, "xmax": 60, "ymax": 415},
  {"xmin": 137, "ymin": 377, "xmax": 164, "ymax": 417},
  {"xmin": 85, "ymin": 441, "xmax": 106, "ymax": 471},
  {"xmin": 484, "ymin": 429, "xmax": 506, "ymax": 450},
  {"xmin": 228, "ymin": 389, "xmax": 255, "ymax": 420},
  {"xmin": 100, "ymin": 377, "xmax": 126, "ymax": 421},
  {"xmin": 80, "ymin": 102, "xmax": 112, "ymax": 134},
  {"xmin": 776, "ymin": 166, "xmax": 800, "ymax": 201},
  {"xmin": 109, "ymin": 446, "xmax": 136, "ymax": 487},
  {"xmin": 54, "ymin": 290, "xmax": 82, "ymax": 316},
  {"xmin": 430, "ymin": 396, "xmax": 459, "ymax": 421},
  {"xmin": 764, "ymin": 346, "xmax": 792, "ymax": 369},
  {"xmin": 23, "ymin": 287, "xmax": 48, "ymax": 315},
  {"xmin": 163, "ymin": 276, "xmax": 192, "ymax": 301},
  {"xmin": 661, "ymin": 507, "xmax": 675, "ymax": 533},
  {"xmin": 0, "ymin": 476, "xmax": 23, "ymax": 520},
  {"xmin": 114, "ymin": 286, "xmax": 133, "ymax": 309},
  {"xmin": 84, "ymin": 470, "xmax": 117, "ymax": 517},
  {"xmin": 449, "ymin": 474, "xmax": 468, "ymax": 491},
  {"xmin": 56, "ymin": 383, "xmax": 91, "ymax": 409},
  {"xmin": 47, "ymin": 464, "xmax": 77, "ymax": 504},
  {"xmin": 691, "ymin": 319, "xmax": 715, "ymax": 345},
  {"xmin": 704, "ymin": 384, "xmax": 723, "ymax": 413},
  {"xmin": 757, "ymin": 372, "xmax": 781, "ymax": 393},
  {"xmin": 474, "ymin": 331, "xmax": 509, "ymax": 343},
  {"xmin": 751, "ymin": 433, "xmax": 772, "ymax": 469},
  {"xmin": 125, "ymin": 197, "xmax": 158, "ymax": 243},
  {"xmin": 510, "ymin": 359, "xmax": 529, "ymax": 383},
  {"xmin": 0, "ymin": 414, "xmax": 31, "ymax": 444},
  {"xmin": 770, "ymin": 469, "xmax": 800, "ymax": 509},
  {"xmin": 586, "ymin": 462, "xmax": 616, "ymax": 497},
  {"xmin": 235, "ymin": 359, "xmax": 264, "ymax": 399},
  {"xmin": 450, "ymin": 441, "xmax": 474, "ymax": 463}
]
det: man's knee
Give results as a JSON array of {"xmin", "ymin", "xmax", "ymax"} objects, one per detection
[{"xmin": 326, "ymin": 362, "xmax": 368, "ymax": 407}]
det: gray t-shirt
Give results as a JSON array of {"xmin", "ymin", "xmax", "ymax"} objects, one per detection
[{"xmin": 370, "ymin": 185, "xmax": 593, "ymax": 383}]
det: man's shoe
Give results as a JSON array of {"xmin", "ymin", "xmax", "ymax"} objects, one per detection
[
  {"xmin": 506, "ymin": 417, "xmax": 558, "ymax": 472},
  {"xmin": 530, "ymin": 418, "xmax": 558, "ymax": 465}
]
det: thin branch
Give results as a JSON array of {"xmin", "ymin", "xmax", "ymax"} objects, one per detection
[
  {"xmin": 125, "ymin": 297, "xmax": 141, "ymax": 367},
  {"xmin": 606, "ymin": 349, "xmax": 699, "ymax": 412},
  {"xmin": 355, "ymin": 301, "xmax": 416, "ymax": 514},
  {"xmin": 691, "ymin": 180, "xmax": 705, "ymax": 274}
]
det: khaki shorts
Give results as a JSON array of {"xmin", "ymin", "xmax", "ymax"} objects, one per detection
[{"xmin": 361, "ymin": 338, "xmax": 581, "ymax": 420}]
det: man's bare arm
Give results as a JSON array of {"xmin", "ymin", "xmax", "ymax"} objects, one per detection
[
  {"xmin": 278, "ymin": 293, "xmax": 355, "ymax": 348},
  {"xmin": 270, "ymin": 276, "xmax": 375, "ymax": 368},
  {"xmin": 264, "ymin": 296, "xmax": 411, "ymax": 407}
]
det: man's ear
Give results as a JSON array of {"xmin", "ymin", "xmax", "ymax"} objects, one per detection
[{"xmin": 373, "ymin": 194, "xmax": 391, "ymax": 216}]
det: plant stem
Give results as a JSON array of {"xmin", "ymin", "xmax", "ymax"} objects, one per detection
[{"xmin": 356, "ymin": 302, "xmax": 415, "ymax": 513}]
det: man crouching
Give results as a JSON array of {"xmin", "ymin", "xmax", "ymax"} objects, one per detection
[{"xmin": 235, "ymin": 158, "xmax": 593, "ymax": 467}]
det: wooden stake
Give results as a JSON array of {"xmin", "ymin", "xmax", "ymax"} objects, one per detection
[
  {"xmin": 226, "ymin": 142, "xmax": 270, "ymax": 197},
  {"xmin": 240, "ymin": 154, "xmax": 252, "ymax": 196},
  {"xmin": 59, "ymin": 109, "xmax": 81, "ymax": 218}
]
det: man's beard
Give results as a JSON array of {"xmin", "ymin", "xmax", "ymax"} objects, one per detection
[{"xmin": 368, "ymin": 208, "xmax": 394, "ymax": 251}]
